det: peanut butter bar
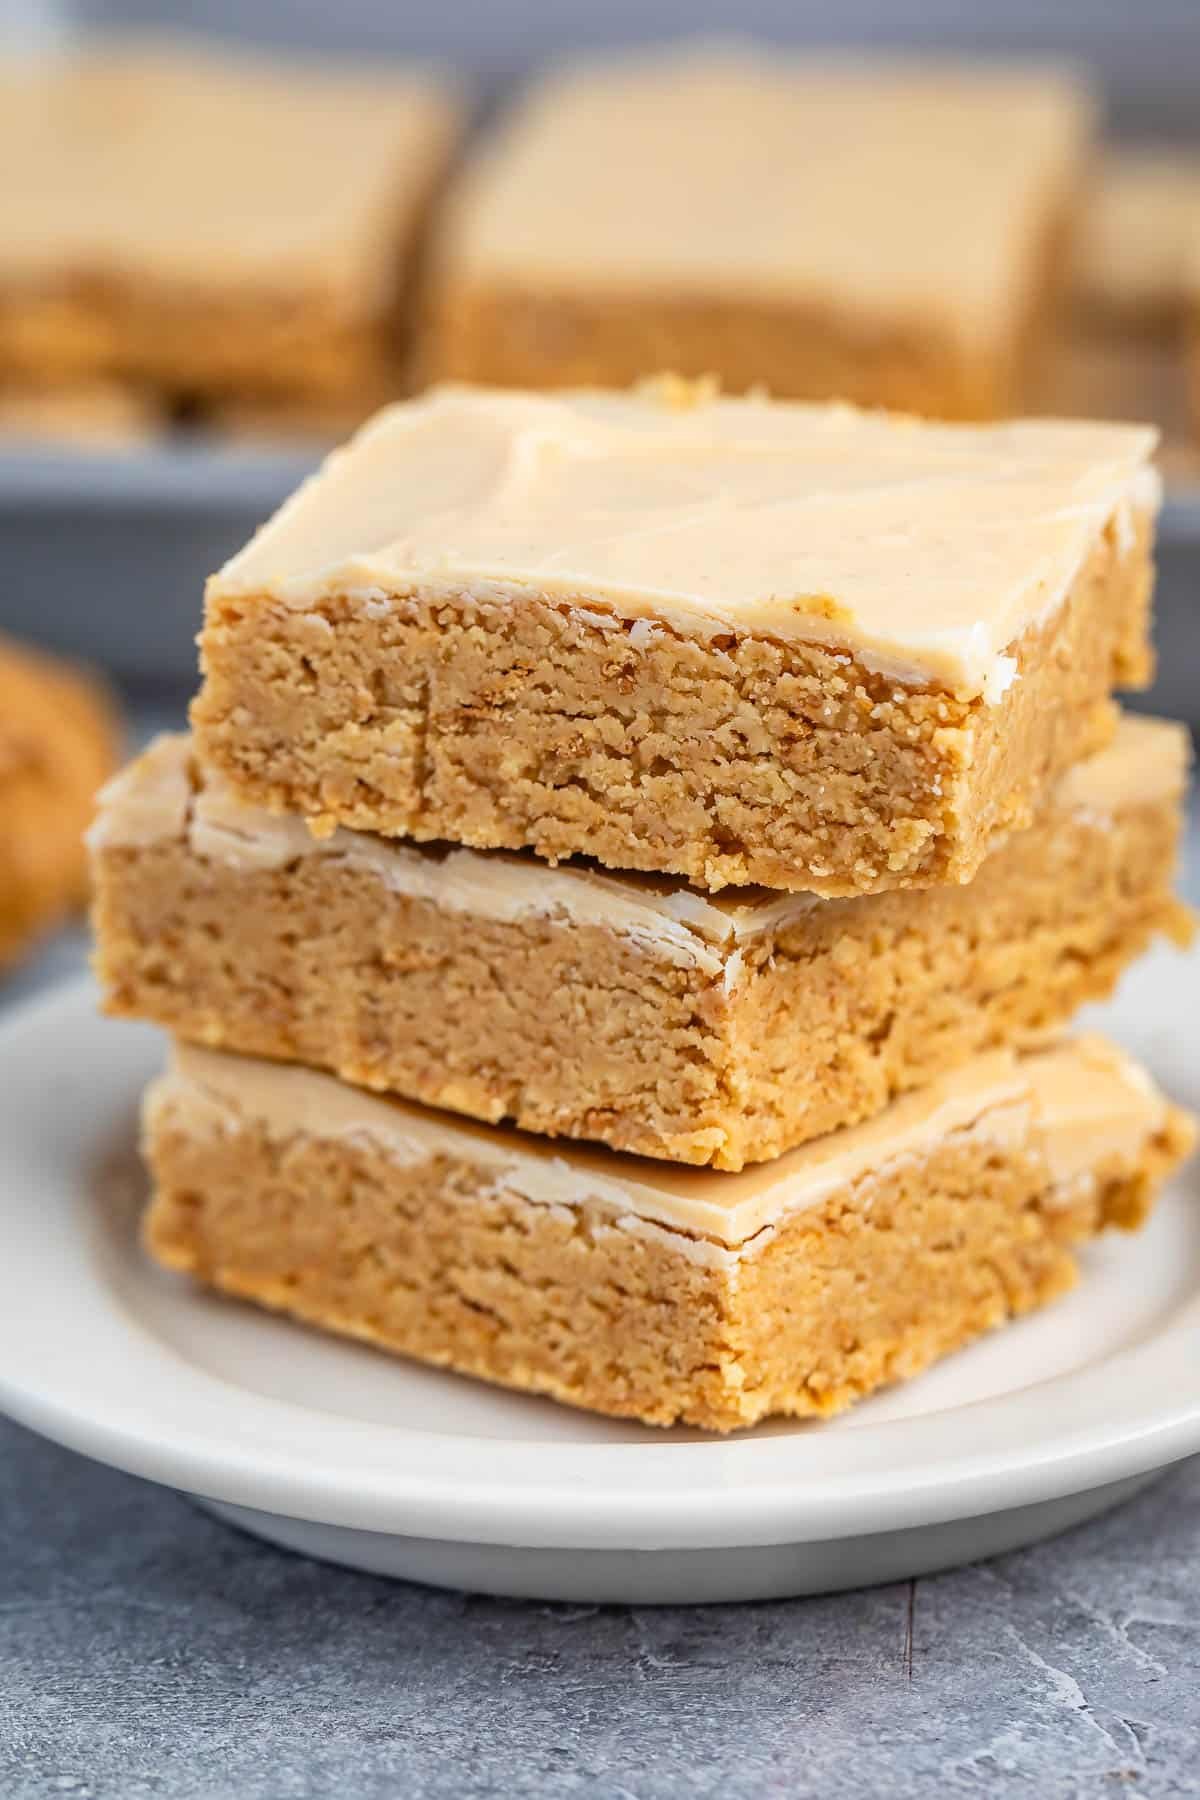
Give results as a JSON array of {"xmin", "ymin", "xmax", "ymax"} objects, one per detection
[
  {"xmin": 428, "ymin": 47, "xmax": 1093, "ymax": 417},
  {"xmin": 141, "ymin": 1036, "xmax": 1194, "ymax": 1432},
  {"xmin": 0, "ymin": 39, "xmax": 461, "ymax": 414},
  {"xmin": 92, "ymin": 716, "xmax": 1191, "ymax": 1168},
  {"xmin": 193, "ymin": 382, "xmax": 1157, "ymax": 896}
]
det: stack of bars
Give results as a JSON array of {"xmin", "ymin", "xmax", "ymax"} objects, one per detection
[{"xmin": 90, "ymin": 381, "xmax": 1197, "ymax": 1433}]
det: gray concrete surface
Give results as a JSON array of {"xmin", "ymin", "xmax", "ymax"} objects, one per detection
[{"xmin": 0, "ymin": 1415, "xmax": 1198, "ymax": 1799}]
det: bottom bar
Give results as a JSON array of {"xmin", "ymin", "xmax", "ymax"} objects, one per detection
[{"xmin": 142, "ymin": 1038, "xmax": 1194, "ymax": 1434}]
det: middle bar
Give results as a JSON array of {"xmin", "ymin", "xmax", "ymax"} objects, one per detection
[{"xmin": 90, "ymin": 715, "xmax": 1190, "ymax": 1170}]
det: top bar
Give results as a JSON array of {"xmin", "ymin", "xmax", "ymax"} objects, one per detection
[
  {"xmin": 193, "ymin": 381, "xmax": 1157, "ymax": 895},
  {"xmin": 427, "ymin": 45, "xmax": 1094, "ymax": 417}
]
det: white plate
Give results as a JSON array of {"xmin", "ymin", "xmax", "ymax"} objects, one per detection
[{"xmin": 1, "ymin": 962, "xmax": 1198, "ymax": 1605}]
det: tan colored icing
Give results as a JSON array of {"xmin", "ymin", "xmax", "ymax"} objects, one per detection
[
  {"xmin": 90, "ymin": 713, "xmax": 1187, "ymax": 975},
  {"xmin": 88, "ymin": 734, "xmax": 193, "ymax": 852},
  {"xmin": 0, "ymin": 38, "xmax": 461, "ymax": 313},
  {"xmin": 441, "ymin": 46, "xmax": 1094, "ymax": 347},
  {"xmin": 1027, "ymin": 1036, "xmax": 1172, "ymax": 1188},
  {"xmin": 151, "ymin": 1035, "xmax": 1171, "ymax": 1260},
  {"xmin": 1076, "ymin": 150, "xmax": 1200, "ymax": 315},
  {"xmin": 209, "ymin": 383, "xmax": 1156, "ymax": 697}
]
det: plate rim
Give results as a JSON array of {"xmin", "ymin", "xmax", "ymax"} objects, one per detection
[{"xmin": 1, "ymin": 976, "xmax": 1199, "ymax": 1552}]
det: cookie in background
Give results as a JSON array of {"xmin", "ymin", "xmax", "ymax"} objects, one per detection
[{"xmin": 0, "ymin": 634, "xmax": 120, "ymax": 974}]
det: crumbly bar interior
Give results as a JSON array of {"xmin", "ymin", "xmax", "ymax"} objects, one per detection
[{"xmin": 192, "ymin": 509, "xmax": 1152, "ymax": 897}]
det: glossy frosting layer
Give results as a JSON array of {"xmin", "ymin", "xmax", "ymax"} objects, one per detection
[
  {"xmin": 150, "ymin": 1036, "xmax": 1174, "ymax": 1261},
  {"xmin": 90, "ymin": 714, "xmax": 1188, "ymax": 979},
  {"xmin": 210, "ymin": 383, "xmax": 1156, "ymax": 696},
  {"xmin": 442, "ymin": 46, "xmax": 1093, "ymax": 347}
]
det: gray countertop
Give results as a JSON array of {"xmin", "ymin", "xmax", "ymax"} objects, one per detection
[
  {"xmin": 1, "ymin": 1412, "xmax": 1198, "ymax": 1799},
  {"xmin": 1, "ymin": 780, "xmax": 1198, "ymax": 1799}
]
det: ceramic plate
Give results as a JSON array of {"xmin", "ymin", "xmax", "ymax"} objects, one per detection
[{"xmin": 0, "ymin": 957, "xmax": 1198, "ymax": 1604}]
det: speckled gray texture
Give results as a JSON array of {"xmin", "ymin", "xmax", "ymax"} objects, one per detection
[{"xmin": 0, "ymin": 1419, "xmax": 1198, "ymax": 1800}]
